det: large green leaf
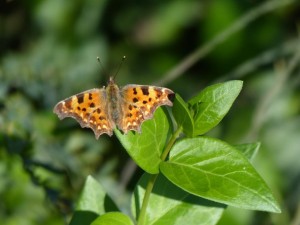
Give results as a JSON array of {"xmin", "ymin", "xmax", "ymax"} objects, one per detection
[
  {"xmin": 91, "ymin": 212, "xmax": 134, "ymax": 225},
  {"xmin": 188, "ymin": 80, "xmax": 243, "ymax": 136},
  {"xmin": 160, "ymin": 137, "xmax": 280, "ymax": 213},
  {"xmin": 132, "ymin": 174, "xmax": 225, "ymax": 225},
  {"xmin": 115, "ymin": 107, "xmax": 172, "ymax": 174},
  {"xmin": 172, "ymin": 94, "xmax": 194, "ymax": 137},
  {"xmin": 70, "ymin": 176, "xmax": 119, "ymax": 225}
]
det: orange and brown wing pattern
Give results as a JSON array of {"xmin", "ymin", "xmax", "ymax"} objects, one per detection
[
  {"xmin": 53, "ymin": 88, "xmax": 114, "ymax": 138},
  {"xmin": 119, "ymin": 85, "xmax": 175, "ymax": 133}
]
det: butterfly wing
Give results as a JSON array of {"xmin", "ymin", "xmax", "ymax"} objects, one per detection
[
  {"xmin": 119, "ymin": 85, "xmax": 174, "ymax": 134},
  {"xmin": 53, "ymin": 88, "xmax": 115, "ymax": 138}
]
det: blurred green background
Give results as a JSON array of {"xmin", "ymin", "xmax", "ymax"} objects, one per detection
[{"xmin": 1, "ymin": 0, "xmax": 300, "ymax": 224}]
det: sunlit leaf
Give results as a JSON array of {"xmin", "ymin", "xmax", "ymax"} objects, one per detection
[
  {"xmin": 160, "ymin": 137, "xmax": 281, "ymax": 213},
  {"xmin": 115, "ymin": 107, "xmax": 172, "ymax": 174},
  {"xmin": 189, "ymin": 81, "xmax": 243, "ymax": 136},
  {"xmin": 91, "ymin": 212, "xmax": 134, "ymax": 225}
]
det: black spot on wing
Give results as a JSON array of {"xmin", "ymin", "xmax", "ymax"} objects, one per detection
[
  {"xmin": 141, "ymin": 87, "xmax": 149, "ymax": 95},
  {"xmin": 77, "ymin": 95, "xmax": 84, "ymax": 104},
  {"xmin": 133, "ymin": 88, "xmax": 137, "ymax": 95}
]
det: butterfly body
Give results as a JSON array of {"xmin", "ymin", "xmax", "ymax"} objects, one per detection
[
  {"xmin": 54, "ymin": 77, "xmax": 174, "ymax": 139},
  {"xmin": 106, "ymin": 78, "xmax": 121, "ymax": 123}
]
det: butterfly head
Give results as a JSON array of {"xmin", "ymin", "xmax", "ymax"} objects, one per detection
[{"xmin": 109, "ymin": 76, "xmax": 115, "ymax": 83}]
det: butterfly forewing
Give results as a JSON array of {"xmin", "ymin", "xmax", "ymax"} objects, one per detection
[
  {"xmin": 53, "ymin": 88, "xmax": 115, "ymax": 138},
  {"xmin": 119, "ymin": 85, "xmax": 174, "ymax": 133}
]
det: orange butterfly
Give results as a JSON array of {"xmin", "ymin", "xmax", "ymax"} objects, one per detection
[{"xmin": 54, "ymin": 77, "xmax": 174, "ymax": 139}]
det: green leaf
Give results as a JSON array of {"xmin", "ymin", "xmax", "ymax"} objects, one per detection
[
  {"xmin": 234, "ymin": 142, "xmax": 261, "ymax": 162},
  {"xmin": 188, "ymin": 80, "xmax": 243, "ymax": 136},
  {"xmin": 160, "ymin": 137, "xmax": 281, "ymax": 213},
  {"xmin": 91, "ymin": 212, "xmax": 134, "ymax": 225},
  {"xmin": 172, "ymin": 94, "xmax": 194, "ymax": 137},
  {"xmin": 115, "ymin": 107, "xmax": 172, "ymax": 174},
  {"xmin": 132, "ymin": 174, "xmax": 225, "ymax": 225},
  {"xmin": 70, "ymin": 176, "xmax": 119, "ymax": 225}
]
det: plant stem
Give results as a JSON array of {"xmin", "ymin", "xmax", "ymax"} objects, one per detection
[
  {"xmin": 137, "ymin": 126, "xmax": 182, "ymax": 225},
  {"xmin": 160, "ymin": 126, "xmax": 182, "ymax": 161},
  {"xmin": 137, "ymin": 174, "xmax": 158, "ymax": 225}
]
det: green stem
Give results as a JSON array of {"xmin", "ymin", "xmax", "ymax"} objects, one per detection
[
  {"xmin": 137, "ymin": 126, "xmax": 182, "ymax": 225},
  {"xmin": 137, "ymin": 174, "xmax": 158, "ymax": 225},
  {"xmin": 160, "ymin": 126, "xmax": 182, "ymax": 161}
]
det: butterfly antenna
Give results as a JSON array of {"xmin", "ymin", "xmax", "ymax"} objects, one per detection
[
  {"xmin": 97, "ymin": 56, "xmax": 109, "ymax": 80},
  {"xmin": 113, "ymin": 55, "xmax": 126, "ymax": 80}
]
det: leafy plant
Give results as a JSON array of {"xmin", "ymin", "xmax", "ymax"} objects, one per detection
[{"xmin": 70, "ymin": 80, "xmax": 281, "ymax": 225}]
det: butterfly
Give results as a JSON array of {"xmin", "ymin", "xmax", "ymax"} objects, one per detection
[{"xmin": 53, "ymin": 77, "xmax": 175, "ymax": 139}]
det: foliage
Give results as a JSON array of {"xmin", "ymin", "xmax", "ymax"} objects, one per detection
[
  {"xmin": 70, "ymin": 81, "xmax": 280, "ymax": 225},
  {"xmin": 1, "ymin": 0, "xmax": 300, "ymax": 225}
]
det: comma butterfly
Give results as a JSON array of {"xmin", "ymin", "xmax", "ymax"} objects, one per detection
[{"xmin": 53, "ymin": 77, "xmax": 175, "ymax": 139}]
